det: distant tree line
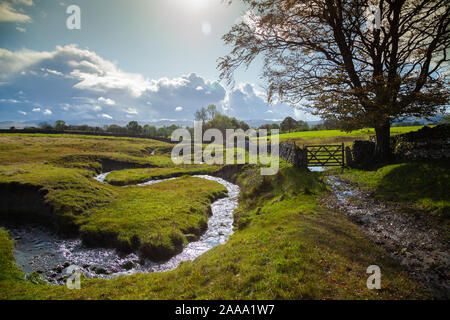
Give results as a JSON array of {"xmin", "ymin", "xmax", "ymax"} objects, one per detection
[
  {"xmin": 7, "ymin": 110, "xmax": 441, "ymax": 139},
  {"xmin": 257, "ymin": 115, "xmax": 439, "ymax": 135},
  {"xmin": 28, "ymin": 120, "xmax": 182, "ymax": 139},
  {"xmin": 259, "ymin": 117, "xmax": 343, "ymax": 134}
]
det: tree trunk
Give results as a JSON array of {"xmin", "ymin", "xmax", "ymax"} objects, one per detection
[{"xmin": 374, "ymin": 122, "xmax": 391, "ymax": 163}]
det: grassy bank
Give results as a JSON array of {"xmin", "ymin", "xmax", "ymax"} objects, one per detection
[
  {"xmin": 334, "ymin": 161, "xmax": 450, "ymax": 231},
  {"xmin": 0, "ymin": 163, "xmax": 427, "ymax": 299},
  {"xmin": 105, "ymin": 166, "xmax": 221, "ymax": 186},
  {"xmin": 79, "ymin": 176, "xmax": 227, "ymax": 260}
]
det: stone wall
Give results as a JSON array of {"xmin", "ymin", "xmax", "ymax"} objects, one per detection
[
  {"xmin": 390, "ymin": 124, "xmax": 450, "ymax": 161},
  {"xmin": 347, "ymin": 124, "xmax": 450, "ymax": 166},
  {"xmin": 278, "ymin": 142, "xmax": 308, "ymax": 167},
  {"xmin": 0, "ymin": 128, "xmax": 175, "ymax": 143},
  {"xmin": 238, "ymin": 139, "xmax": 307, "ymax": 167},
  {"xmin": 347, "ymin": 140, "xmax": 375, "ymax": 167}
]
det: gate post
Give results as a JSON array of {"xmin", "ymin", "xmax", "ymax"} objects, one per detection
[
  {"xmin": 304, "ymin": 146, "xmax": 308, "ymax": 167},
  {"xmin": 342, "ymin": 142, "xmax": 345, "ymax": 167}
]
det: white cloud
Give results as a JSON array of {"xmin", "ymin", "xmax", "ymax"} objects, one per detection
[
  {"xmin": 16, "ymin": 26, "xmax": 26, "ymax": 32},
  {"xmin": 13, "ymin": 0, "xmax": 34, "ymax": 6},
  {"xmin": 0, "ymin": 48, "xmax": 52, "ymax": 79},
  {"xmin": 0, "ymin": 98, "xmax": 19, "ymax": 103},
  {"xmin": 98, "ymin": 97, "xmax": 115, "ymax": 105},
  {"xmin": 41, "ymin": 68, "xmax": 63, "ymax": 76},
  {"xmin": 43, "ymin": 108, "xmax": 52, "ymax": 115},
  {"xmin": 0, "ymin": 45, "xmax": 318, "ymax": 122},
  {"xmin": 125, "ymin": 107, "xmax": 138, "ymax": 114},
  {"xmin": 0, "ymin": 2, "xmax": 32, "ymax": 23},
  {"xmin": 61, "ymin": 103, "xmax": 70, "ymax": 111},
  {"xmin": 18, "ymin": 110, "xmax": 27, "ymax": 115},
  {"xmin": 0, "ymin": 45, "xmax": 151, "ymax": 97}
]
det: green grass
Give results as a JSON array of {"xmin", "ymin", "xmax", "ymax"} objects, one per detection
[
  {"xmin": 105, "ymin": 166, "xmax": 221, "ymax": 186},
  {"xmin": 0, "ymin": 163, "xmax": 116, "ymax": 228},
  {"xmin": 0, "ymin": 133, "xmax": 174, "ymax": 166},
  {"xmin": 0, "ymin": 228, "xmax": 23, "ymax": 283},
  {"xmin": 0, "ymin": 165, "xmax": 427, "ymax": 299}
]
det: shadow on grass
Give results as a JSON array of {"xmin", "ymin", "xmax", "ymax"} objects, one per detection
[{"xmin": 376, "ymin": 161, "xmax": 449, "ymax": 202}]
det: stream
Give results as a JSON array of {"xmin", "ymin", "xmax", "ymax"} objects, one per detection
[{"xmin": 2, "ymin": 173, "xmax": 240, "ymax": 284}]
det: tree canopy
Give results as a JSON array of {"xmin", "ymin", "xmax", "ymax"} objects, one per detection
[
  {"xmin": 219, "ymin": 0, "xmax": 449, "ymax": 160},
  {"xmin": 280, "ymin": 116, "xmax": 298, "ymax": 132}
]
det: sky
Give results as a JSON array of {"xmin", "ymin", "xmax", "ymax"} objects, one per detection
[{"xmin": 0, "ymin": 0, "xmax": 318, "ymax": 125}]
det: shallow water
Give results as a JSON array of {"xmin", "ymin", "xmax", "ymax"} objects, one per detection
[
  {"xmin": 3, "ymin": 173, "xmax": 240, "ymax": 284},
  {"xmin": 308, "ymin": 166, "xmax": 326, "ymax": 172}
]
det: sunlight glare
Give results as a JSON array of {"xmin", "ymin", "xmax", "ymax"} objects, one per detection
[{"xmin": 176, "ymin": 0, "xmax": 209, "ymax": 11}]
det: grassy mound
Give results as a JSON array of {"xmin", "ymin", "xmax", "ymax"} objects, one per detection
[
  {"xmin": 79, "ymin": 176, "xmax": 227, "ymax": 260},
  {"xmin": 0, "ymin": 165, "xmax": 426, "ymax": 299}
]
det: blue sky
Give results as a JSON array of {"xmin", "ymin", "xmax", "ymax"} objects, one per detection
[{"xmin": 0, "ymin": 0, "xmax": 317, "ymax": 124}]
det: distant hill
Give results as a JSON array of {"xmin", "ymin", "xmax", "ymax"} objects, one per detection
[{"xmin": 0, "ymin": 114, "xmax": 444, "ymax": 130}]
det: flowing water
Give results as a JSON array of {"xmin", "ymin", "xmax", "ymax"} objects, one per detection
[{"xmin": 2, "ymin": 173, "xmax": 240, "ymax": 284}]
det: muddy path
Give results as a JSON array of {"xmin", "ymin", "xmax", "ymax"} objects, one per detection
[{"xmin": 323, "ymin": 175, "xmax": 450, "ymax": 299}]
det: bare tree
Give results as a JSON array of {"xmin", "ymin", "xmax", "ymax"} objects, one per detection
[
  {"xmin": 195, "ymin": 107, "xmax": 208, "ymax": 123},
  {"xmin": 206, "ymin": 104, "xmax": 219, "ymax": 120},
  {"xmin": 219, "ymin": 0, "xmax": 449, "ymax": 161}
]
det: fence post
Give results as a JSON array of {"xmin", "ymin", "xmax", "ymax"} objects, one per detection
[
  {"xmin": 304, "ymin": 146, "xmax": 308, "ymax": 167},
  {"xmin": 341, "ymin": 142, "xmax": 345, "ymax": 167}
]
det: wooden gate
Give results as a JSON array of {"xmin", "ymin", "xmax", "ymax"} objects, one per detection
[{"xmin": 305, "ymin": 143, "xmax": 345, "ymax": 167}]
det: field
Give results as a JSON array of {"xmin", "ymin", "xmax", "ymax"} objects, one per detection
[
  {"xmin": 0, "ymin": 132, "xmax": 431, "ymax": 299},
  {"xmin": 265, "ymin": 126, "xmax": 430, "ymax": 147}
]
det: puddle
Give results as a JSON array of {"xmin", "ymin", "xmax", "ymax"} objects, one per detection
[{"xmin": 308, "ymin": 166, "xmax": 326, "ymax": 172}]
